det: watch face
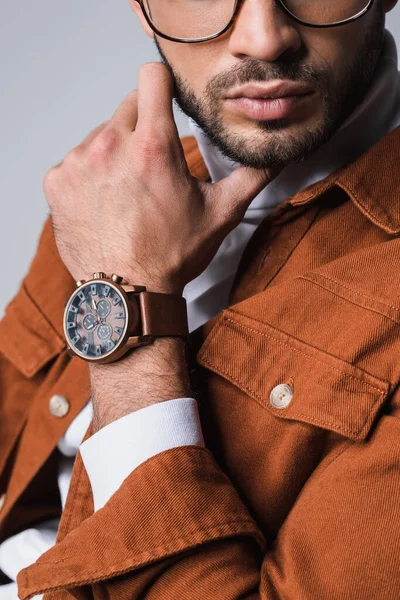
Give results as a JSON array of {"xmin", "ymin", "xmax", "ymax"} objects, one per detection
[{"xmin": 64, "ymin": 280, "xmax": 130, "ymax": 360}]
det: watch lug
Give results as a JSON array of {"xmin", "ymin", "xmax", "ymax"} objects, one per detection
[
  {"xmin": 122, "ymin": 284, "xmax": 147, "ymax": 293},
  {"xmin": 126, "ymin": 335, "xmax": 154, "ymax": 349},
  {"xmin": 67, "ymin": 346, "xmax": 76, "ymax": 358}
]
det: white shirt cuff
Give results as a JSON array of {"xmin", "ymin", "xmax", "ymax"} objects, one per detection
[
  {"xmin": 79, "ymin": 397, "xmax": 205, "ymax": 511},
  {"xmin": 0, "ymin": 518, "xmax": 59, "ymax": 582}
]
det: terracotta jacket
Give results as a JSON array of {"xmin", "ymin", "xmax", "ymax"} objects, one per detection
[{"xmin": 0, "ymin": 129, "xmax": 399, "ymax": 599}]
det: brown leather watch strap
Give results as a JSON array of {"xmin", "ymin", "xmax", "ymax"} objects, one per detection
[{"xmin": 139, "ymin": 292, "xmax": 189, "ymax": 338}]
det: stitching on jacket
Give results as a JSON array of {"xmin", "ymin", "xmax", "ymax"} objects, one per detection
[
  {"xmin": 23, "ymin": 283, "xmax": 66, "ymax": 345},
  {"xmin": 302, "ymin": 273, "xmax": 400, "ymax": 320},
  {"xmin": 336, "ymin": 179, "xmax": 394, "ymax": 231},
  {"xmin": 199, "ymin": 356, "xmax": 383, "ymax": 437},
  {"xmin": 30, "ymin": 519, "xmax": 261, "ymax": 571},
  {"xmin": 290, "ymin": 180, "xmax": 333, "ymax": 206},
  {"xmin": 222, "ymin": 317, "xmax": 386, "ymax": 395},
  {"xmin": 3, "ymin": 330, "xmax": 49, "ymax": 371},
  {"xmin": 4, "ymin": 283, "xmax": 66, "ymax": 375},
  {"xmin": 299, "ymin": 276, "xmax": 400, "ymax": 327},
  {"xmin": 3, "ymin": 285, "xmax": 63, "ymax": 369}
]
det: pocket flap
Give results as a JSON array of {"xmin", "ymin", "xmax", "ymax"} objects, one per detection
[
  {"xmin": 0, "ymin": 283, "xmax": 66, "ymax": 379},
  {"xmin": 197, "ymin": 309, "xmax": 390, "ymax": 441}
]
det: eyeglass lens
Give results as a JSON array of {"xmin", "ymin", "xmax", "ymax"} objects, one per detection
[{"xmin": 142, "ymin": 0, "xmax": 371, "ymax": 41}]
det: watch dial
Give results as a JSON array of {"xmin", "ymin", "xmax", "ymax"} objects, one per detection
[{"xmin": 64, "ymin": 281, "xmax": 129, "ymax": 359}]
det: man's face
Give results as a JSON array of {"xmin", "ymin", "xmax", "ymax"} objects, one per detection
[{"xmin": 133, "ymin": 0, "xmax": 387, "ymax": 168}]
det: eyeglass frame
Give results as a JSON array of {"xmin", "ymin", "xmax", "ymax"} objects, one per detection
[{"xmin": 134, "ymin": 0, "xmax": 375, "ymax": 44}]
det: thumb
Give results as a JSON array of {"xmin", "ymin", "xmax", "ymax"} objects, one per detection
[{"xmin": 209, "ymin": 164, "xmax": 282, "ymax": 227}]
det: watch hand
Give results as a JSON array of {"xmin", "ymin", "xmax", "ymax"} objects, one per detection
[{"xmin": 92, "ymin": 298, "xmax": 99, "ymax": 316}]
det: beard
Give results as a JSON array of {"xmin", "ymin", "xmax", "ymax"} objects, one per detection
[{"xmin": 154, "ymin": 7, "xmax": 385, "ymax": 169}]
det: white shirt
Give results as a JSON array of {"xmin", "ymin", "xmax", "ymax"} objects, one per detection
[{"xmin": 1, "ymin": 29, "xmax": 399, "ymax": 600}]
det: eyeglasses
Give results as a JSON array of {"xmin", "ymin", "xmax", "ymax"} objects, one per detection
[{"xmin": 135, "ymin": 0, "xmax": 375, "ymax": 44}]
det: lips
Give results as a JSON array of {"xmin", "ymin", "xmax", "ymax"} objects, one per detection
[
  {"xmin": 225, "ymin": 80, "xmax": 314, "ymax": 100},
  {"xmin": 225, "ymin": 80, "xmax": 314, "ymax": 120}
]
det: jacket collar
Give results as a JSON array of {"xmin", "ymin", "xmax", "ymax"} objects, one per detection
[
  {"xmin": 288, "ymin": 124, "xmax": 400, "ymax": 235},
  {"xmin": 334, "ymin": 124, "xmax": 400, "ymax": 235}
]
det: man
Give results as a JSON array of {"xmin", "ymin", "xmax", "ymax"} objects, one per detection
[{"xmin": 0, "ymin": 0, "xmax": 399, "ymax": 597}]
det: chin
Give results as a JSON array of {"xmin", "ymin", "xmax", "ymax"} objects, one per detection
[{"xmin": 212, "ymin": 113, "xmax": 330, "ymax": 169}]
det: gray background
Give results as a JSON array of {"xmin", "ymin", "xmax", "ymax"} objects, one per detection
[{"xmin": 1, "ymin": 1, "xmax": 399, "ymax": 317}]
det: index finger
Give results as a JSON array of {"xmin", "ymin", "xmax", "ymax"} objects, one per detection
[{"xmin": 135, "ymin": 62, "xmax": 176, "ymax": 134}]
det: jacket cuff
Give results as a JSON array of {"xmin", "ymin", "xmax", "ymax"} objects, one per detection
[
  {"xmin": 79, "ymin": 397, "xmax": 205, "ymax": 510},
  {"xmin": 17, "ymin": 446, "xmax": 265, "ymax": 599}
]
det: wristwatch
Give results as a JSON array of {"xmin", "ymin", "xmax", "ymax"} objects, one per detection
[{"xmin": 63, "ymin": 272, "xmax": 189, "ymax": 364}]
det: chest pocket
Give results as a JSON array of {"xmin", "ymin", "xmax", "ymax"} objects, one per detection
[
  {"xmin": 0, "ymin": 282, "xmax": 66, "ymax": 379},
  {"xmin": 197, "ymin": 309, "xmax": 391, "ymax": 442}
]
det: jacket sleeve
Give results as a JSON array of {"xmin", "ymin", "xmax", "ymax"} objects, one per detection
[
  {"xmin": 79, "ymin": 397, "xmax": 204, "ymax": 511},
  {"xmin": 16, "ymin": 404, "xmax": 400, "ymax": 600}
]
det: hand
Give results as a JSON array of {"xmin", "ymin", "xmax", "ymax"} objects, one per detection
[{"xmin": 43, "ymin": 62, "xmax": 281, "ymax": 295}]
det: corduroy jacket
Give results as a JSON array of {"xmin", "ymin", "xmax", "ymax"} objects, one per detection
[{"xmin": 0, "ymin": 129, "xmax": 399, "ymax": 599}]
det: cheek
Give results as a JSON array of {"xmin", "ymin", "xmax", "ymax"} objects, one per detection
[
  {"xmin": 158, "ymin": 38, "xmax": 228, "ymax": 97},
  {"xmin": 302, "ymin": 23, "xmax": 369, "ymax": 77}
]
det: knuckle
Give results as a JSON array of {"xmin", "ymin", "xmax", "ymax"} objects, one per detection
[
  {"xmin": 89, "ymin": 120, "xmax": 111, "ymax": 139},
  {"xmin": 66, "ymin": 146, "xmax": 83, "ymax": 165},
  {"xmin": 62, "ymin": 149, "xmax": 83, "ymax": 183},
  {"xmin": 55, "ymin": 149, "xmax": 81, "ymax": 180},
  {"xmin": 140, "ymin": 137, "xmax": 163, "ymax": 159},
  {"xmin": 42, "ymin": 167, "xmax": 58, "ymax": 197},
  {"xmin": 89, "ymin": 124, "xmax": 121, "ymax": 161},
  {"xmin": 136, "ymin": 130, "xmax": 171, "ymax": 161}
]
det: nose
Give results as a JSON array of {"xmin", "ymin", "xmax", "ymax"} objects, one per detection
[{"xmin": 227, "ymin": 0, "xmax": 302, "ymax": 61}]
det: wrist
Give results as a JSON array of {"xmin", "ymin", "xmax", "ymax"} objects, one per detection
[{"xmin": 89, "ymin": 337, "xmax": 192, "ymax": 431}]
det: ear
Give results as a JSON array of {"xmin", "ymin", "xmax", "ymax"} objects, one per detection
[
  {"xmin": 382, "ymin": 0, "xmax": 398, "ymax": 13},
  {"xmin": 127, "ymin": 0, "xmax": 155, "ymax": 39}
]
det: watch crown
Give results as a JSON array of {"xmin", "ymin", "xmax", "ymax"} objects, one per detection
[
  {"xmin": 76, "ymin": 280, "xmax": 86, "ymax": 288},
  {"xmin": 111, "ymin": 274, "xmax": 123, "ymax": 284},
  {"xmin": 93, "ymin": 272, "xmax": 107, "ymax": 279}
]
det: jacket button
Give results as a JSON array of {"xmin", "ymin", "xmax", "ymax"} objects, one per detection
[
  {"xmin": 270, "ymin": 384, "xmax": 293, "ymax": 409},
  {"xmin": 49, "ymin": 394, "xmax": 70, "ymax": 418},
  {"xmin": 0, "ymin": 493, "xmax": 6, "ymax": 512}
]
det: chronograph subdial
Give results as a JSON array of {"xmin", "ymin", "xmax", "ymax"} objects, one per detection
[
  {"xmin": 82, "ymin": 313, "xmax": 99, "ymax": 331},
  {"xmin": 97, "ymin": 322, "xmax": 112, "ymax": 341},
  {"xmin": 96, "ymin": 299, "xmax": 111, "ymax": 319}
]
